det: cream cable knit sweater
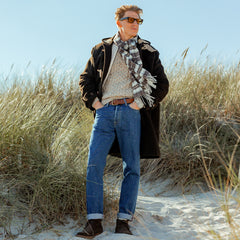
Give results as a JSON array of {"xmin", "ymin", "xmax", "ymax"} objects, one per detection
[{"xmin": 92, "ymin": 44, "xmax": 144, "ymax": 109}]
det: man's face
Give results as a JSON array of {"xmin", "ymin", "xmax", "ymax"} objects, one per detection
[{"xmin": 117, "ymin": 11, "xmax": 140, "ymax": 40}]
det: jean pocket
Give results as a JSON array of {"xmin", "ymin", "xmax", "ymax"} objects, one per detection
[
  {"xmin": 96, "ymin": 104, "xmax": 108, "ymax": 112},
  {"xmin": 127, "ymin": 104, "xmax": 140, "ymax": 111},
  {"xmin": 96, "ymin": 106, "xmax": 104, "ymax": 111}
]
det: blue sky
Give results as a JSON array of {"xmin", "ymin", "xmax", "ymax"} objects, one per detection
[{"xmin": 0, "ymin": 0, "xmax": 239, "ymax": 78}]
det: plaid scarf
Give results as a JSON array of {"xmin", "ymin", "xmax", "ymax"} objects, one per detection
[{"xmin": 113, "ymin": 32, "xmax": 156, "ymax": 107}]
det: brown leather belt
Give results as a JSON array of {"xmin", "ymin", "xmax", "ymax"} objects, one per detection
[{"xmin": 109, "ymin": 98, "xmax": 134, "ymax": 105}]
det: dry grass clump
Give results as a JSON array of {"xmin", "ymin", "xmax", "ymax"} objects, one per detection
[
  {"xmin": 0, "ymin": 64, "xmax": 94, "ymax": 235},
  {"xmin": 203, "ymin": 126, "xmax": 240, "ymax": 239},
  {"xmin": 141, "ymin": 57, "xmax": 240, "ymax": 187}
]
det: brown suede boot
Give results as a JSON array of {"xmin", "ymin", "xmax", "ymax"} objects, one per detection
[
  {"xmin": 115, "ymin": 219, "xmax": 133, "ymax": 235},
  {"xmin": 76, "ymin": 219, "xmax": 103, "ymax": 239}
]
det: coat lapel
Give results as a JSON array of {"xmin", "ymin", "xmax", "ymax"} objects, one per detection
[{"xmin": 102, "ymin": 37, "xmax": 114, "ymax": 83}]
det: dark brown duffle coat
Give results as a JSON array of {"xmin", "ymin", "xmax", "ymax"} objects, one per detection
[{"xmin": 79, "ymin": 36, "xmax": 169, "ymax": 159}]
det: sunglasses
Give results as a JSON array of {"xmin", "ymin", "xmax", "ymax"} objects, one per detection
[{"xmin": 120, "ymin": 17, "xmax": 143, "ymax": 25}]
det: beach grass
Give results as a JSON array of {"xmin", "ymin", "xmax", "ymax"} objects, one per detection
[
  {"xmin": 138, "ymin": 56, "xmax": 240, "ymax": 189},
  {"xmin": 0, "ymin": 65, "xmax": 92, "ymax": 236},
  {"xmin": 0, "ymin": 56, "xmax": 240, "ymax": 237}
]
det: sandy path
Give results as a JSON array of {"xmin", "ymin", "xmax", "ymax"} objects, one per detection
[{"xmin": 2, "ymin": 179, "xmax": 240, "ymax": 240}]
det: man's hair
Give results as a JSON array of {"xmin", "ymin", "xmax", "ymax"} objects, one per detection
[{"xmin": 115, "ymin": 5, "xmax": 143, "ymax": 21}]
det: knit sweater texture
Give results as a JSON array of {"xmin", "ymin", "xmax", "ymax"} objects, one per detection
[{"xmin": 93, "ymin": 44, "xmax": 144, "ymax": 108}]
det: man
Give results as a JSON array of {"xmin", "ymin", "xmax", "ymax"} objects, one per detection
[{"xmin": 77, "ymin": 5, "xmax": 169, "ymax": 238}]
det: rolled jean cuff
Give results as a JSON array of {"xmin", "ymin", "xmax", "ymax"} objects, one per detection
[
  {"xmin": 117, "ymin": 213, "xmax": 133, "ymax": 221},
  {"xmin": 87, "ymin": 213, "xmax": 103, "ymax": 220}
]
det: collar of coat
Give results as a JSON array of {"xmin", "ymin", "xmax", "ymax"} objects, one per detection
[{"xmin": 101, "ymin": 35, "xmax": 156, "ymax": 53}]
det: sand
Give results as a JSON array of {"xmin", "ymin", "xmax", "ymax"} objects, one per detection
[{"xmin": 1, "ymin": 179, "xmax": 240, "ymax": 240}]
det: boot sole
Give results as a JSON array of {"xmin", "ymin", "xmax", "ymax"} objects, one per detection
[{"xmin": 76, "ymin": 232, "xmax": 102, "ymax": 239}]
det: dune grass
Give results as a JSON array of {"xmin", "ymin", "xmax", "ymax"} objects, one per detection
[
  {"xmin": 202, "ymin": 126, "xmax": 240, "ymax": 239},
  {"xmin": 0, "ymin": 65, "xmax": 93, "ymax": 236},
  {"xmin": 137, "ymin": 57, "xmax": 240, "ymax": 189},
  {"xmin": 0, "ymin": 56, "xmax": 240, "ymax": 237}
]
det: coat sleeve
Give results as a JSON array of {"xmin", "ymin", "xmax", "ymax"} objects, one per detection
[
  {"xmin": 79, "ymin": 46, "xmax": 99, "ymax": 111},
  {"xmin": 151, "ymin": 50, "xmax": 169, "ymax": 106}
]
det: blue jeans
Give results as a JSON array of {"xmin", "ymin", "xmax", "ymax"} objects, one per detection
[{"xmin": 86, "ymin": 102, "xmax": 141, "ymax": 221}]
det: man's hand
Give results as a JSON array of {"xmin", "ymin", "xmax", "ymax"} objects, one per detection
[
  {"xmin": 93, "ymin": 100, "xmax": 104, "ymax": 110},
  {"xmin": 129, "ymin": 102, "xmax": 140, "ymax": 110}
]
